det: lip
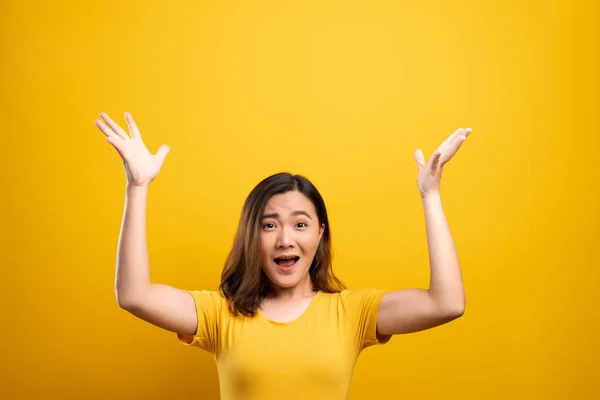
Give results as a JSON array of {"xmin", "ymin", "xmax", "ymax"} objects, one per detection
[
  {"xmin": 274, "ymin": 254, "xmax": 299, "ymax": 260},
  {"xmin": 273, "ymin": 255, "xmax": 300, "ymax": 272},
  {"xmin": 275, "ymin": 262, "xmax": 297, "ymax": 272}
]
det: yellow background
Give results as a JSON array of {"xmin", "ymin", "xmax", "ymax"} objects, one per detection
[{"xmin": 1, "ymin": 0, "xmax": 598, "ymax": 398}]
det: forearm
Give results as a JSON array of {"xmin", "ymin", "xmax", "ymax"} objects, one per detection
[
  {"xmin": 422, "ymin": 193, "xmax": 465, "ymax": 313},
  {"xmin": 114, "ymin": 184, "xmax": 152, "ymax": 307}
]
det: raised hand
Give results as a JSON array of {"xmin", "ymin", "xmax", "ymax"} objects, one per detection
[
  {"xmin": 94, "ymin": 112, "xmax": 170, "ymax": 187},
  {"xmin": 414, "ymin": 127, "xmax": 472, "ymax": 198}
]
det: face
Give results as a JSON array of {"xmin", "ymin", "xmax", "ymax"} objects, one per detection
[{"xmin": 259, "ymin": 190, "xmax": 325, "ymax": 292}]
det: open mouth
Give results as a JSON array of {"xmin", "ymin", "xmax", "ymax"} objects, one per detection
[{"xmin": 274, "ymin": 256, "xmax": 300, "ymax": 268}]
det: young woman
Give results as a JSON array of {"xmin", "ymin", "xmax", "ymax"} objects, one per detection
[{"xmin": 94, "ymin": 112, "xmax": 471, "ymax": 399}]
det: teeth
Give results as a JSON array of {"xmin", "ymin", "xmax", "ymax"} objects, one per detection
[{"xmin": 274, "ymin": 256, "xmax": 299, "ymax": 265}]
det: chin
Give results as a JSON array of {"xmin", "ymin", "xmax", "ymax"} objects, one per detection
[
  {"xmin": 263, "ymin": 263, "xmax": 309, "ymax": 289},
  {"xmin": 269, "ymin": 278, "xmax": 298, "ymax": 289},
  {"xmin": 267, "ymin": 272, "xmax": 302, "ymax": 288}
]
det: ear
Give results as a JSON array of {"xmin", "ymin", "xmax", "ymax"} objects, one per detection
[{"xmin": 319, "ymin": 223, "xmax": 325, "ymax": 241}]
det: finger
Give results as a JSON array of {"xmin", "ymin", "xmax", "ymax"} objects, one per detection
[
  {"xmin": 462, "ymin": 127, "xmax": 472, "ymax": 139},
  {"xmin": 106, "ymin": 135, "xmax": 126, "ymax": 158},
  {"xmin": 457, "ymin": 128, "xmax": 471, "ymax": 145},
  {"xmin": 430, "ymin": 151, "xmax": 442, "ymax": 172},
  {"xmin": 438, "ymin": 127, "xmax": 471, "ymax": 156},
  {"xmin": 449, "ymin": 127, "xmax": 472, "ymax": 153},
  {"xmin": 156, "ymin": 144, "xmax": 170, "ymax": 161},
  {"xmin": 99, "ymin": 112, "xmax": 129, "ymax": 140},
  {"xmin": 439, "ymin": 128, "xmax": 473, "ymax": 165},
  {"xmin": 452, "ymin": 127, "xmax": 472, "ymax": 145},
  {"xmin": 438, "ymin": 127, "xmax": 467, "ymax": 154},
  {"xmin": 95, "ymin": 119, "xmax": 119, "ymax": 139},
  {"xmin": 125, "ymin": 112, "xmax": 141, "ymax": 140},
  {"xmin": 438, "ymin": 128, "xmax": 463, "ymax": 151},
  {"xmin": 414, "ymin": 149, "xmax": 425, "ymax": 168}
]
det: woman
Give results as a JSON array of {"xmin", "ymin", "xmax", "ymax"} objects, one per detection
[{"xmin": 94, "ymin": 112, "xmax": 471, "ymax": 399}]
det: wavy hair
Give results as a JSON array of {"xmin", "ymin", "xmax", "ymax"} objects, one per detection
[{"xmin": 219, "ymin": 172, "xmax": 345, "ymax": 316}]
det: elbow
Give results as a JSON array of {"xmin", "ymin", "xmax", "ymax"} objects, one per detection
[
  {"xmin": 116, "ymin": 293, "xmax": 132, "ymax": 310},
  {"xmin": 115, "ymin": 289, "xmax": 142, "ymax": 311},
  {"xmin": 439, "ymin": 307, "xmax": 464, "ymax": 324},
  {"xmin": 430, "ymin": 288, "xmax": 465, "ymax": 319},
  {"xmin": 448, "ymin": 301, "xmax": 466, "ymax": 319},
  {"xmin": 440, "ymin": 298, "xmax": 466, "ymax": 320},
  {"xmin": 115, "ymin": 282, "xmax": 150, "ymax": 310},
  {"xmin": 451, "ymin": 306, "xmax": 465, "ymax": 319}
]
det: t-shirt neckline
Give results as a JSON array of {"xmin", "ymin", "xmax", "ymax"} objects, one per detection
[{"xmin": 257, "ymin": 290, "xmax": 321, "ymax": 326}]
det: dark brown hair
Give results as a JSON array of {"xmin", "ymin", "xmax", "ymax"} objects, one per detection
[{"xmin": 219, "ymin": 172, "xmax": 345, "ymax": 317}]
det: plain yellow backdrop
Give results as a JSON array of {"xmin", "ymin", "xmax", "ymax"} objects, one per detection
[{"xmin": 1, "ymin": 0, "xmax": 598, "ymax": 398}]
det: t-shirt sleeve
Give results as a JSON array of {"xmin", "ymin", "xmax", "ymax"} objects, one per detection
[
  {"xmin": 341, "ymin": 288, "xmax": 392, "ymax": 351},
  {"xmin": 176, "ymin": 290, "xmax": 223, "ymax": 354}
]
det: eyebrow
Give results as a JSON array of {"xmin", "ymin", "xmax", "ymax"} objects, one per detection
[{"xmin": 262, "ymin": 211, "xmax": 313, "ymax": 220}]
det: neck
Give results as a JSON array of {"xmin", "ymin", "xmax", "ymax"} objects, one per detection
[{"xmin": 267, "ymin": 275, "xmax": 316, "ymax": 300}]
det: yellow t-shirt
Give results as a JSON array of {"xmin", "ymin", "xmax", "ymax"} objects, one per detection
[{"xmin": 177, "ymin": 288, "xmax": 391, "ymax": 400}]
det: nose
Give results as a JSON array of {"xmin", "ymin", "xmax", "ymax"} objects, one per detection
[{"xmin": 276, "ymin": 226, "xmax": 294, "ymax": 248}]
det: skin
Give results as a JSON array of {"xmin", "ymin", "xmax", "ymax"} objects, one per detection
[
  {"xmin": 258, "ymin": 190, "xmax": 325, "ymax": 319},
  {"xmin": 376, "ymin": 127, "xmax": 471, "ymax": 337},
  {"xmin": 258, "ymin": 127, "xmax": 473, "ymax": 335},
  {"xmin": 95, "ymin": 110, "xmax": 471, "ymax": 335}
]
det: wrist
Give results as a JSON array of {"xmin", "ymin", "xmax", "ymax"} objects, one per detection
[
  {"xmin": 126, "ymin": 183, "xmax": 149, "ymax": 193},
  {"xmin": 421, "ymin": 191, "xmax": 442, "ymax": 203}
]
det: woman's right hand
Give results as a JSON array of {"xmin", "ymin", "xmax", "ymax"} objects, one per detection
[{"xmin": 94, "ymin": 112, "xmax": 170, "ymax": 187}]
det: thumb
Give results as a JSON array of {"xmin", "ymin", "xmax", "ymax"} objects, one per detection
[
  {"xmin": 156, "ymin": 144, "xmax": 170, "ymax": 161},
  {"xmin": 414, "ymin": 149, "xmax": 425, "ymax": 168}
]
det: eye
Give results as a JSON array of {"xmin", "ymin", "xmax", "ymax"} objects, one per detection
[
  {"xmin": 296, "ymin": 222, "xmax": 307, "ymax": 228},
  {"xmin": 263, "ymin": 223, "xmax": 276, "ymax": 230}
]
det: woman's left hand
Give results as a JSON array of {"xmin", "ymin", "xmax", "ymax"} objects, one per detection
[{"xmin": 414, "ymin": 127, "xmax": 472, "ymax": 199}]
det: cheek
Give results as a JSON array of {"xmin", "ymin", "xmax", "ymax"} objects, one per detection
[
  {"xmin": 299, "ymin": 231, "xmax": 321, "ymax": 250},
  {"xmin": 259, "ymin": 232, "xmax": 270, "ymax": 246},
  {"xmin": 259, "ymin": 234, "xmax": 274, "ymax": 259}
]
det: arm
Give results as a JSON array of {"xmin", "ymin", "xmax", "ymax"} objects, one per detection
[
  {"xmin": 377, "ymin": 127, "xmax": 471, "ymax": 336},
  {"xmin": 114, "ymin": 183, "xmax": 198, "ymax": 336},
  {"xmin": 377, "ymin": 193, "xmax": 465, "ymax": 335},
  {"xmin": 95, "ymin": 111, "xmax": 199, "ymax": 336}
]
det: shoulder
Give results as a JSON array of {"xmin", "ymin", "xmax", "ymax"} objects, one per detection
[
  {"xmin": 320, "ymin": 288, "xmax": 388, "ymax": 309},
  {"xmin": 187, "ymin": 290, "xmax": 229, "ymax": 313},
  {"xmin": 340, "ymin": 288, "xmax": 387, "ymax": 301},
  {"xmin": 188, "ymin": 289, "xmax": 224, "ymax": 301},
  {"xmin": 319, "ymin": 289, "xmax": 392, "ymax": 348}
]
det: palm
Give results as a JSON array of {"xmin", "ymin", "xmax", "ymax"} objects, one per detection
[
  {"xmin": 414, "ymin": 127, "xmax": 472, "ymax": 197},
  {"xmin": 119, "ymin": 138, "xmax": 163, "ymax": 185},
  {"xmin": 94, "ymin": 112, "xmax": 170, "ymax": 186}
]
